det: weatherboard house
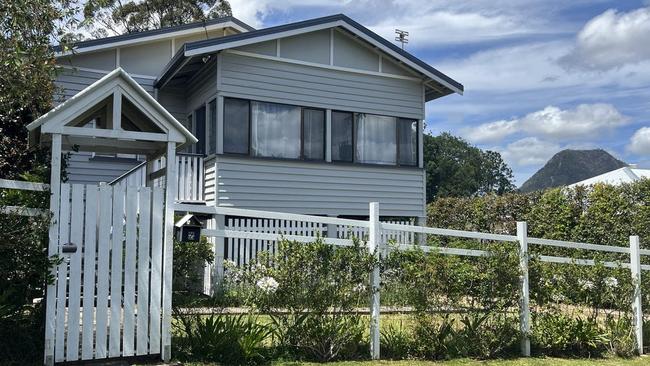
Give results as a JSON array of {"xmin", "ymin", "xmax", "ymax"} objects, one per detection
[{"xmin": 50, "ymin": 14, "xmax": 462, "ymax": 223}]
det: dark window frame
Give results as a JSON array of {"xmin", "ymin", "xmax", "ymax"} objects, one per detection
[
  {"xmin": 223, "ymin": 97, "xmax": 326, "ymax": 161},
  {"xmin": 223, "ymin": 97, "xmax": 252, "ymax": 156},
  {"xmin": 331, "ymin": 110, "xmax": 419, "ymax": 167}
]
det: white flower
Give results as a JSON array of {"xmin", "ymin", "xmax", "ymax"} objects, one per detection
[
  {"xmin": 224, "ymin": 259, "xmax": 237, "ymax": 268},
  {"xmin": 551, "ymin": 293, "xmax": 567, "ymax": 303},
  {"xmin": 256, "ymin": 276, "xmax": 279, "ymax": 294},
  {"xmin": 604, "ymin": 277, "xmax": 619, "ymax": 288},
  {"xmin": 578, "ymin": 279, "xmax": 595, "ymax": 291},
  {"xmin": 353, "ymin": 283, "xmax": 366, "ymax": 293}
]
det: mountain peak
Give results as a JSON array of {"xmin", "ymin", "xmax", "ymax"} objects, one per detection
[{"xmin": 519, "ymin": 149, "xmax": 627, "ymax": 192}]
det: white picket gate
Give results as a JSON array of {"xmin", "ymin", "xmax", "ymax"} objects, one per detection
[{"xmin": 48, "ymin": 183, "xmax": 166, "ymax": 362}]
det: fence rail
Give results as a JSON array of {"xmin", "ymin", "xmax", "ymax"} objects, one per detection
[{"xmin": 177, "ymin": 201, "xmax": 648, "ymax": 359}]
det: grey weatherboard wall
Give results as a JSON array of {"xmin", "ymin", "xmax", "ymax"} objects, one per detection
[
  {"xmin": 205, "ymin": 156, "xmax": 426, "ymax": 218},
  {"xmin": 219, "ymin": 52, "xmax": 424, "ymax": 119}
]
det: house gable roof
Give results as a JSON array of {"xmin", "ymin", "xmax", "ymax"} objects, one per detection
[
  {"xmin": 54, "ymin": 16, "xmax": 255, "ymax": 55},
  {"xmin": 156, "ymin": 14, "xmax": 463, "ymax": 96},
  {"xmin": 28, "ymin": 68, "xmax": 196, "ymax": 152}
]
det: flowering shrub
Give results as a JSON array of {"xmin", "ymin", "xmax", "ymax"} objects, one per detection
[{"xmin": 224, "ymin": 237, "xmax": 375, "ymax": 361}]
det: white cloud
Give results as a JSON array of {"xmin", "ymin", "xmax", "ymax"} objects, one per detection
[
  {"xmin": 520, "ymin": 104, "xmax": 628, "ymax": 139},
  {"xmin": 499, "ymin": 137, "xmax": 561, "ymax": 167},
  {"xmin": 628, "ymin": 127, "xmax": 650, "ymax": 154},
  {"xmin": 560, "ymin": 7, "xmax": 650, "ymax": 70},
  {"xmin": 464, "ymin": 103, "xmax": 628, "ymax": 143},
  {"xmin": 369, "ymin": 10, "xmax": 531, "ymax": 47},
  {"xmin": 462, "ymin": 119, "xmax": 518, "ymax": 143}
]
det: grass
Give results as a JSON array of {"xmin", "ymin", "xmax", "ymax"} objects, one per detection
[{"xmin": 177, "ymin": 357, "xmax": 649, "ymax": 366}]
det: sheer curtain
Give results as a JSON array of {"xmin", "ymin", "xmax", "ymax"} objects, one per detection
[
  {"xmin": 355, "ymin": 113, "xmax": 397, "ymax": 164},
  {"xmin": 303, "ymin": 109, "xmax": 325, "ymax": 160},
  {"xmin": 251, "ymin": 101, "xmax": 301, "ymax": 159},
  {"xmin": 398, "ymin": 118, "xmax": 417, "ymax": 166}
]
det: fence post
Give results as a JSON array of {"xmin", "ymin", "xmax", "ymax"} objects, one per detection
[
  {"xmin": 630, "ymin": 235, "xmax": 643, "ymax": 355},
  {"xmin": 517, "ymin": 221, "xmax": 531, "ymax": 357},
  {"xmin": 213, "ymin": 214, "xmax": 226, "ymax": 293},
  {"xmin": 368, "ymin": 202, "xmax": 381, "ymax": 360}
]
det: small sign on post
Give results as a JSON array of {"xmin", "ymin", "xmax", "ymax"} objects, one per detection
[{"xmin": 175, "ymin": 214, "xmax": 203, "ymax": 242}]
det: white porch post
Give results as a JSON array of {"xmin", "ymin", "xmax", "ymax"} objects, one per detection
[
  {"xmin": 517, "ymin": 221, "xmax": 531, "ymax": 357},
  {"xmin": 630, "ymin": 235, "xmax": 643, "ymax": 354},
  {"xmin": 44, "ymin": 134, "xmax": 62, "ymax": 366},
  {"xmin": 368, "ymin": 202, "xmax": 381, "ymax": 360},
  {"xmin": 162, "ymin": 141, "xmax": 177, "ymax": 362}
]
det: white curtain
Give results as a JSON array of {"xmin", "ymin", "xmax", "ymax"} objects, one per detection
[
  {"xmin": 251, "ymin": 101, "xmax": 301, "ymax": 159},
  {"xmin": 355, "ymin": 113, "xmax": 396, "ymax": 164}
]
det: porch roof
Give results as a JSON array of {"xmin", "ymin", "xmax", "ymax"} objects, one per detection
[{"xmin": 28, "ymin": 68, "xmax": 197, "ymax": 156}]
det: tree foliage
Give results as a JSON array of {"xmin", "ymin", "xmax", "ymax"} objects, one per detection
[
  {"xmin": 427, "ymin": 179, "xmax": 650, "ymax": 248},
  {"xmin": 82, "ymin": 0, "xmax": 232, "ymax": 38},
  {"xmin": 423, "ymin": 132, "xmax": 515, "ymax": 202},
  {"xmin": 0, "ymin": 1, "xmax": 78, "ymax": 180}
]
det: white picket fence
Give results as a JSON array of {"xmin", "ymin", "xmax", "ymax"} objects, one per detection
[
  {"xmin": 175, "ymin": 202, "xmax": 649, "ymax": 359},
  {"xmin": 219, "ymin": 218, "xmax": 414, "ymax": 266}
]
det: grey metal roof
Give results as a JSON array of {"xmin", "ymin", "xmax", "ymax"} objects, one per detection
[
  {"xmin": 53, "ymin": 16, "xmax": 255, "ymax": 53},
  {"xmin": 156, "ymin": 14, "xmax": 463, "ymax": 93}
]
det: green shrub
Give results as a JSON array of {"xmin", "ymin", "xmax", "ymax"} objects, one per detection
[
  {"xmin": 173, "ymin": 312, "xmax": 271, "ymax": 365},
  {"xmin": 0, "ymin": 210, "xmax": 57, "ymax": 366},
  {"xmin": 380, "ymin": 321, "xmax": 413, "ymax": 360},
  {"xmin": 531, "ymin": 313, "xmax": 607, "ymax": 357},
  {"xmin": 173, "ymin": 237, "xmax": 213, "ymax": 294}
]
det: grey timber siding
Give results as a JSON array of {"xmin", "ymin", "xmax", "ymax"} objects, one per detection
[
  {"xmin": 208, "ymin": 156, "xmax": 425, "ymax": 217},
  {"xmin": 65, "ymin": 153, "xmax": 141, "ymax": 185},
  {"xmin": 220, "ymin": 53, "xmax": 424, "ymax": 119},
  {"xmin": 55, "ymin": 68, "xmax": 155, "ymax": 103}
]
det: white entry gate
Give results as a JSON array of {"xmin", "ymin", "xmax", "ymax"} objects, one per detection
[{"xmin": 47, "ymin": 183, "xmax": 167, "ymax": 363}]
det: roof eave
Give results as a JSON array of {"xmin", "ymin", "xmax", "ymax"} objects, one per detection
[{"xmin": 53, "ymin": 16, "xmax": 255, "ymax": 56}]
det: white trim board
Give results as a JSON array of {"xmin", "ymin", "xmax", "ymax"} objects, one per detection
[
  {"xmin": 58, "ymin": 65, "xmax": 158, "ymax": 81},
  {"xmin": 224, "ymin": 49, "xmax": 423, "ymax": 82},
  {"xmin": 55, "ymin": 21, "xmax": 249, "ymax": 57}
]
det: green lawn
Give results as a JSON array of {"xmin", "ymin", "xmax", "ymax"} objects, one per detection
[{"xmin": 178, "ymin": 357, "xmax": 649, "ymax": 366}]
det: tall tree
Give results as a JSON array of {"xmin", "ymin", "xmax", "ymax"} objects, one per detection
[
  {"xmin": 0, "ymin": 1, "xmax": 78, "ymax": 180},
  {"xmin": 423, "ymin": 132, "xmax": 515, "ymax": 202},
  {"xmin": 83, "ymin": 0, "xmax": 232, "ymax": 38}
]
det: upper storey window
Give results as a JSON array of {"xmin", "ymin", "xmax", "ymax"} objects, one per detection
[
  {"xmin": 331, "ymin": 111, "xmax": 418, "ymax": 167},
  {"xmin": 223, "ymin": 98, "xmax": 325, "ymax": 161}
]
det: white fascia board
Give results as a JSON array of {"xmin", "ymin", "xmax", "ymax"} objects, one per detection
[
  {"xmin": 55, "ymin": 21, "xmax": 244, "ymax": 57},
  {"xmin": 184, "ymin": 20, "xmax": 348, "ymax": 57}
]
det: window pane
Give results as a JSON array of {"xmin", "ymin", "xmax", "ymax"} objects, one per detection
[
  {"xmin": 208, "ymin": 99, "xmax": 217, "ymax": 154},
  {"xmin": 398, "ymin": 119, "xmax": 417, "ymax": 166},
  {"xmin": 331, "ymin": 111, "xmax": 353, "ymax": 162},
  {"xmin": 194, "ymin": 105, "xmax": 206, "ymax": 155},
  {"xmin": 303, "ymin": 109, "xmax": 325, "ymax": 160},
  {"xmin": 251, "ymin": 101, "xmax": 301, "ymax": 159},
  {"xmin": 224, "ymin": 98, "xmax": 249, "ymax": 154},
  {"xmin": 355, "ymin": 113, "xmax": 397, "ymax": 165}
]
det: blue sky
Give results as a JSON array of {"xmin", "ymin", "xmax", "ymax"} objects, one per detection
[{"xmin": 228, "ymin": 0, "xmax": 650, "ymax": 185}]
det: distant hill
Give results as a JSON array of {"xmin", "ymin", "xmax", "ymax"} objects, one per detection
[{"xmin": 520, "ymin": 149, "xmax": 627, "ymax": 192}]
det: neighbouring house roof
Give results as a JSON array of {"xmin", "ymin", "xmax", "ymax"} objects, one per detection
[
  {"xmin": 568, "ymin": 167, "xmax": 650, "ymax": 188},
  {"xmin": 53, "ymin": 16, "xmax": 255, "ymax": 55},
  {"xmin": 156, "ymin": 14, "xmax": 464, "ymax": 98},
  {"xmin": 28, "ymin": 68, "xmax": 197, "ymax": 153}
]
